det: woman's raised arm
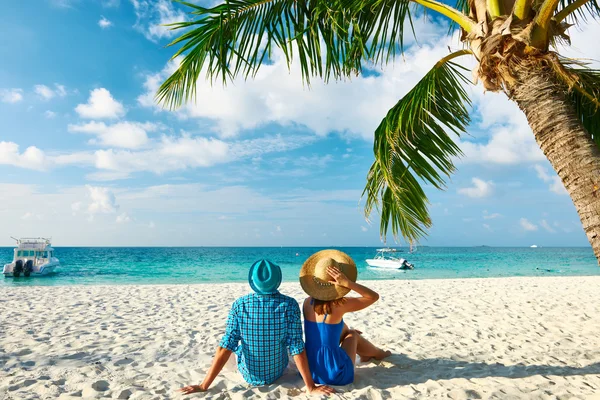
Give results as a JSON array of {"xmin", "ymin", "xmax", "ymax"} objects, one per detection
[{"xmin": 327, "ymin": 266, "xmax": 379, "ymax": 313}]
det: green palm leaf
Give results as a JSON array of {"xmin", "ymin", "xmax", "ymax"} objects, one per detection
[
  {"xmin": 362, "ymin": 59, "xmax": 471, "ymax": 243},
  {"xmin": 560, "ymin": 62, "xmax": 600, "ymax": 145},
  {"xmin": 156, "ymin": 0, "xmax": 415, "ymax": 109},
  {"xmin": 555, "ymin": 0, "xmax": 600, "ymax": 22},
  {"xmin": 448, "ymin": 0, "xmax": 469, "ymax": 33}
]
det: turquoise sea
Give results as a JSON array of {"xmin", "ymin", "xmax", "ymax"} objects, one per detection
[{"xmin": 0, "ymin": 247, "xmax": 598, "ymax": 287}]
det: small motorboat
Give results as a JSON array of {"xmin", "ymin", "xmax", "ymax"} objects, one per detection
[
  {"xmin": 3, "ymin": 237, "xmax": 60, "ymax": 277},
  {"xmin": 366, "ymin": 248, "xmax": 414, "ymax": 270}
]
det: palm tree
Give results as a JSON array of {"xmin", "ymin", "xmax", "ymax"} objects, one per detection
[{"xmin": 156, "ymin": 0, "xmax": 600, "ymax": 261}]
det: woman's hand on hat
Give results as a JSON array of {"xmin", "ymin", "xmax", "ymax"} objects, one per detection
[{"xmin": 327, "ymin": 265, "xmax": 351, "ymax": 288}]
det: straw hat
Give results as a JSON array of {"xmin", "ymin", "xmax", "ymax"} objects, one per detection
[{"xmin": 299, "ymin": 250, "xmax": 357, "ymax": 301}]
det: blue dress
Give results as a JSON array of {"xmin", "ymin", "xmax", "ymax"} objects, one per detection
[{"xmin": 304, "ymin": 314, "xmax": 354, "ymax": 385}]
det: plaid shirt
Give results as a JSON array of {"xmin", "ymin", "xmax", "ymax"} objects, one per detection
[{"xmin": 219, "ymin": 292, "xmax": 305, "ymax": 385}]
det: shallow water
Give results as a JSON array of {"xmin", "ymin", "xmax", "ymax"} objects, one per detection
[{"xmin": 0, "ymin": 246, "xmax": 598, "ymax": 287}]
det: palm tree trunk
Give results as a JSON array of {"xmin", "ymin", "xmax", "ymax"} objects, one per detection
[{"xmin": 508, "ymin": 65, "xmax": 600, "ymax": 264}]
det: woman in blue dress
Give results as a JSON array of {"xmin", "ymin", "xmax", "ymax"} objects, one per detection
[{"xmin": 299, "ymin": 250, "xmax": 392, "ymax": 386}]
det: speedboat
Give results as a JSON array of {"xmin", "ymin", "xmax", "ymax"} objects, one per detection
[
  {"xmin": 3, "ymin": 237, "xmax": 59, "ymax": 277},
  {"xmin": 366, "ymin": 248, "xmax": 414, "ymax": 270}
]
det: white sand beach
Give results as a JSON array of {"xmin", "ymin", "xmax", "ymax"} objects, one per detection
[{"xmin": 1, "ymin": 277, "xmax": 600, "ymax": 399}]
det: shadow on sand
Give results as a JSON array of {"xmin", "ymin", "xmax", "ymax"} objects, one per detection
[{"xmin": 352, "ymin": 353, "xmax": 600, "ymax": 390}]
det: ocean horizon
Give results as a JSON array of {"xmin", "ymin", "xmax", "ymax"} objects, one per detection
[{"xmin": 1, "ymin": 246, "xmax": 598, "ymax": 287}]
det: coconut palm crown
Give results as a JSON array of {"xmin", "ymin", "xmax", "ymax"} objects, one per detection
[{"xmin": 156, "ymin": 0, "xmax": 600, "ymax": 261}]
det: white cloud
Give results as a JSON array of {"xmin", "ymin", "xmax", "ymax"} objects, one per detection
[
  {"xmin": 132, "ymin": 13, "xmax": 556, "ymax": 167},
  {"xmin": 71, "ymin": 202, "xmax": 82, "ymax": 216},
  {"xmin": 0, "ymin": 183, "xmax": 368, "ymax": 246},
  {"xmin": 52, "ymin": 134, "xmax": 232, "ymax": 178},
  {"xmin": 520, "ymin": 218, "xmax": 538, "ymax": 232},
  {"xmin": 534, "ymin": 165, "xmax": 568, "ymax": 195},
  {"xmin": 75, "ymin": 88, "xmax": 125, "ymax": 119},
  {"xmin": 35, "ymin": 85, "xmax": 54, "ymax": 100},
  {"xmin": 34, "ymin": 84, "xmax": 67, "ymax": 100},
  {"xmin": 459, "ymin": 128, "xmax": 545, "ymax": 165},
  {"xmin": 361, "ymin": 226, "xmax": 368, "ymax": 232},
  {"xmin": 131, "ymin": 0, "xmax": 187, "ymax": 42},
  {"xmin": 102, "ymin": 0, "xmax": 120, "ymax": 7},
  {"xmin": 138, "ymin": 22, "xmax": 454, "ymax": 139},
  {"xmin": 482, "ymin": 223, "xmax": 492, "ymax": 231},
  {"xmin": 561, "ymin": 22, "xmax": 600, "ymax": 68},
  {"xmin": 68, "ymin": 121, "xmax": 156, "ymax": 149},
  {"xmin": 86, "ymin": 185, "xmax": 119, "ymax": 218},
  {"xmin": 3, "ymin": 131, "xmax": 314, "ymax": 179},
  {"xmin": 540, "ymin": 219, "xmax": 556, "ymax": 233},
  {"xmin": 458, "ymin": 178, "xmax": 494, "ymax": 198},
  {"xmin": 49, "ymin": 0, "xmax": 79, "ymax": 8},
  {"xmin": 0, "ymin": 142, "xmax": 47, "ymax": 171},
  {"xmin": 534, "ymin": 165, "xmax": 551, "ymax": 181},
  {"xmin": 148, "ymin": 221, "xmax": 155, "ymax": 229},
  {"xmin": 483, "ymin": 212, "xmax": 501, "ymax": 220},
  {"xmin": 457, "ymin": 91, "xmax": 546, "ymax": 165},
  {"xmin": 45, "ymin": 110, "xmax": 57, "ymax": 118},
  {"xmin": 295, "ymin": 155, "xmax": 333, "ymax": 168},
  {"xmin": 21, "ymin": 212, "xmax": 42, "ymax": 220},
  {"xmin": 86, "ymin": 135, "xmax": 231, "ymax": 175},
  {"xmin": 116, "ymin": 213, "xmax": 131, "ymax": 223},
  {"xmin": 1, "ymin": 88, "xmax": 23, "ymax": 103},
  {"xmin": 99, "ymin": 16, "xmax": 113, "ymax": 29},
  {"xmin": 549, "ymin": 179, "xmax": 568, "ymax": 195},
  {"xmin": 55, "ymin": 84, "xmax": 67, "ymax": 97}
]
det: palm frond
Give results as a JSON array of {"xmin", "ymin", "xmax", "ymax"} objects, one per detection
[
  {"xmin": 349, "ymin": 0, "xmax": 415, "ymax": 66},
  {"xmin": 448, "ymin": 0, "xmax": 470, "ymax": 33},
  {"xmin": 362, "ymin": 59, "xmax": 471, "ymax": 243},
  {"xmin": 156, "ymin": 0, "xmax": 478, "ymax": 110},
  {"xmin": 157, "ymin": 0, "xmax": 416, "ymax": 109},
  {"xmin": 558, "ymin": 61, "xmax": 600, "ymax": 146},
  {"xmin": 555, "ymin": 0, "xmax": 600, "ymax": 23}
]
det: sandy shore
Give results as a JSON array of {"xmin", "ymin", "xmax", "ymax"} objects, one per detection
[{"xmin": 1, "ymin": 277, "xmax": 600, "ymax": 399}]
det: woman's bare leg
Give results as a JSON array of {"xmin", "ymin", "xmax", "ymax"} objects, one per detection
[
  {"xmin": 340, "ymin": 330, "xmax": 358, "ymax": 365},
  {"xmin": 340, "ymin": 324, "xmax": 391, "ymax": 362},
  {"xmin": 356, "ymin": 334, "xmax": 392, "ymax": 362},
  {"xmin": 339, "ymin": 323, "xmax": 351, "ymax": 344}
]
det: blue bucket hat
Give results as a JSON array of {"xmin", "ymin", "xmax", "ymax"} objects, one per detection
[{"xmin": 248, "ymin": 259, "xmax": 282, "ymax": 294}]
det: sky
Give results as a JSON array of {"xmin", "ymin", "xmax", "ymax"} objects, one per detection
[{"xmin": 0, "ymin": 1, "xmax": 599, "ymax": 247}]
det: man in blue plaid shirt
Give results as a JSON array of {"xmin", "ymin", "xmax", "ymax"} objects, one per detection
[{"xmin": 178, "ymin": 260, "xmax": 334, "ymax": 396}]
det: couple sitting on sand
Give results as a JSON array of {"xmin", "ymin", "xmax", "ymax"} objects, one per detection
[{"xmin": 179, "ymin": 249, "xmax": 391, "ymax": 395}]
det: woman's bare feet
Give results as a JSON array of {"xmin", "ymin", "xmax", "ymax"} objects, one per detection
[{"xmin": 360, "ymin": 350, "xmax": 391, "ymax": 363}]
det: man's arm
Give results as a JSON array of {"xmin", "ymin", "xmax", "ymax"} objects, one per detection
[
  {"xmin": 178, "ymin": 302, "xmax": 241, "ymax": 395},
  {"xmin": 178, "ymin": 347, "xmax": 232, "ymax": 394},
  {"xmin": 293, "ymin": 350, "xmax": 335, "ymax": 395}
]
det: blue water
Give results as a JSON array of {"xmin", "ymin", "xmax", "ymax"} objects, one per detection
[{"xmin": 0, "ymin": 247, "xmax": 598, "ymax": 287}]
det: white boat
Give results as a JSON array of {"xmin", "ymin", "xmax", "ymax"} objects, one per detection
[
  {"xmin": 3, "ymin": 237, "xmax": 60, "ymax": 277},
  {"xmin": 366, "ymin": 248, "xmax": 414, "ymax": 270},
  {"xmin": 530, "ymin": 245, "xmax": 538, "ymax": 248}
]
